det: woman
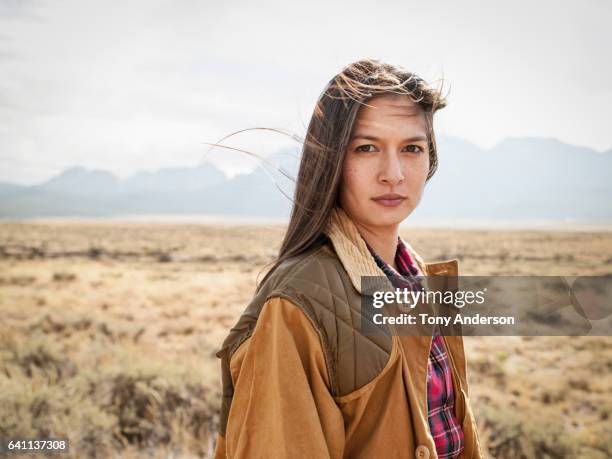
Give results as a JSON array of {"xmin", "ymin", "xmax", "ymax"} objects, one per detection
[{"xmin": 213, "ymin": 59, "xmax": 484, "ymax": 458}]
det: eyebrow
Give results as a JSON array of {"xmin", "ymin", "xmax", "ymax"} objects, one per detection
[{"xmin": 349, "ymin": 134, "xmax": 428, "ymax": 143}]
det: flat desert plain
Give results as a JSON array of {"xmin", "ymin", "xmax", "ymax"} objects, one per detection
[{"xmin": 0, "ymin": 221, "xmax": 611, "ymax": 458}]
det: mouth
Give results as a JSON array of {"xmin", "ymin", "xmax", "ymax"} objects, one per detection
[{"xmin": 371, "ymin": 194, "xmax": 407, "ymax": 208}]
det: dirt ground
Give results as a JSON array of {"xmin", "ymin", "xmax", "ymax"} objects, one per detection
[{"xmin": 0, "ymin": 221, "xmax": 610, "ymax": 458}]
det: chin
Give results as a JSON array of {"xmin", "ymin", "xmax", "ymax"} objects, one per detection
[{"xmin": 370, "ymin": 204, "xmax": 413, "ymax": 226}]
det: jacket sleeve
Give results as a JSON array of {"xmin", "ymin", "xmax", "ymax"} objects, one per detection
[{"xmin": 215, "ymin": 296, "xmax": 345, "ymax": 459}]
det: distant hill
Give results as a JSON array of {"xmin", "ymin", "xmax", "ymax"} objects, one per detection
[
  {"xmin": 413, "ymin": 136, "xmax": 612, "ymax": 222},
  {"xmin": 0, "ymin": 137, "xmax": 610, "ymax": 222}
]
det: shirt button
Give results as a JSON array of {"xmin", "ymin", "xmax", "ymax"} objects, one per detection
[{"xmin": 415, "ymin": 445, "xmax": 430, "ymax": 459}]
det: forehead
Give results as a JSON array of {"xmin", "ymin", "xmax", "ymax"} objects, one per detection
[{"xmin": 353, "ymin": 94, "xmax": 426, "ymax": 132}]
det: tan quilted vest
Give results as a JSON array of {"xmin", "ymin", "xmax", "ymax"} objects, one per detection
[{"xmin": 215, "ymin": 206, "xmax": 464, "ymax": 439}]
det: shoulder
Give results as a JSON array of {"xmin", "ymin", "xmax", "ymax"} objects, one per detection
[
  {"xmin": 271, "ymin": 242, "xmax": 346, "ymax": 290},
  {"xmin": 228, "ymin": 296, "xmax": 332, "ymax": 387},
  {"xmin": 261, "ymin": 241, "xmax": 356, "ymax": 315},
  {"xmin": 221, "ymin": 240, "xmax": 394, "ymax": 399},
  {"xmin": 267, "ymin": 242, "xmax": 358, "ymax": 334},
  {"xmin": 216, "ymin": 242, "xmax": 344, "ymax": 362},
  {"xmin": 265, "ymin": 243, "xmax": 394, "ymax": 398}
]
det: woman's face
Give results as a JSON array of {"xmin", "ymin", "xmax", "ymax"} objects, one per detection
[{"xmin": 339, "ymin": 93, "xmax": 431, "ymax": 229}]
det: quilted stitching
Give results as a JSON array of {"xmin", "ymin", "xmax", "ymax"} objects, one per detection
[{"xmin": 270, "ymin": 253, "xmax": 394, "ymax": 396}]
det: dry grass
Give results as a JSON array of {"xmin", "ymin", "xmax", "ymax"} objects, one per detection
[{"xmin": 0, "ymin": 221, "xmax": 610, "ymax": 458}]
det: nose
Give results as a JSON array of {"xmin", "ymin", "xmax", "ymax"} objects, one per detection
[{"xmin": 378, "ymin": 151, "xmax": 404, "ymax": 185}]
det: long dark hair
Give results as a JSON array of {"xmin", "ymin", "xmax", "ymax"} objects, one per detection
[
  {"xmin": 210, "ymin": 58, "xmax": 448, "ymax": 293},
  {"xmin": 251, "ymin": 59, "xmax": 447, "ymax": 292}
]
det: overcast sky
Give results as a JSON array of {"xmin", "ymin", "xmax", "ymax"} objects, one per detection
[{"xmin": 1, "ymin": 0, "xmax": 610, "ymax": 185}]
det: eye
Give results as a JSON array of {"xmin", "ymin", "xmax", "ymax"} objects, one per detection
[
  {"xmin": 353, "ymin": 144, "xmax": 425, "ymax": 154},
  {"xmin": 403, "ymin": 145, "xmax": 424, "ymax": 153},
  {"xmin": 355, "ymin": 144, "xmax": 376, "ymax": 153}
]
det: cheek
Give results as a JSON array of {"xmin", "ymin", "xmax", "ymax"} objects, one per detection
[
  {"xmin": 340, "ymin": 160, "xmax": 358, "ymax": 193},
  {"xmin": 404, "ymin": 156, "xmax": 430, "ymax": 182},
  {"xmin": 340, "ymin": 162, "xmax": 370, "ymax": 212},
  {"xmin": 342, "ymin": 161, "xmax": 374, "ymax": 196}
]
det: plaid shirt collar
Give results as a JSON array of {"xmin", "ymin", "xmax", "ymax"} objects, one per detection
[
  {"xmin": 364, "ymin": 236, "xmax": 423, "ymax": 284},
  {"xmin": 364, "ymin": 236, "xmax": 440, "ymax": 337}
]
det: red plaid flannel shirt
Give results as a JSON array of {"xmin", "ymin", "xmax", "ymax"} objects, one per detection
[{"xmin": 365, "ymin": 236, "xmax": 465, "ymax": 459}]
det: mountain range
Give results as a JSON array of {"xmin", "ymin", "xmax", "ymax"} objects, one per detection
[{"xmin": 1, "ymin": 136, "xmax": 610, "ymax": 223}]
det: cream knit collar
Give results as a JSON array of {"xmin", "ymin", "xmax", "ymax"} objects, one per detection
[{"xmin": 324, "ymin": 206, "xmax": 457, "ymax": 294}]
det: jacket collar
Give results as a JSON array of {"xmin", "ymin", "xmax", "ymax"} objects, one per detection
[{"xmin": 324, "ymin": 206, "xmax": 458, "ymax": 294}]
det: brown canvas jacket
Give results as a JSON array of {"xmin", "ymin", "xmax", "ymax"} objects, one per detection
[{"xmin": 213, "ymin": 207, "xmax": 484, "ymax": 458}]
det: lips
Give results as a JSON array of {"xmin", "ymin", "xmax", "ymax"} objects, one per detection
[{"xmin": 372, "ymin": 193, "xmax": 406, "ymax": 207}]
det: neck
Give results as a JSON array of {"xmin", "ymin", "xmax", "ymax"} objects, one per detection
[{"xmin": 352, "ymin": 220, "xmax": 400, "ymax": 272}]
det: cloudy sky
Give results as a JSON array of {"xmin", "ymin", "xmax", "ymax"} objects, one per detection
[{"xmin": 1, "ymin": 0, "xmax": 610, "ymax": 185}]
